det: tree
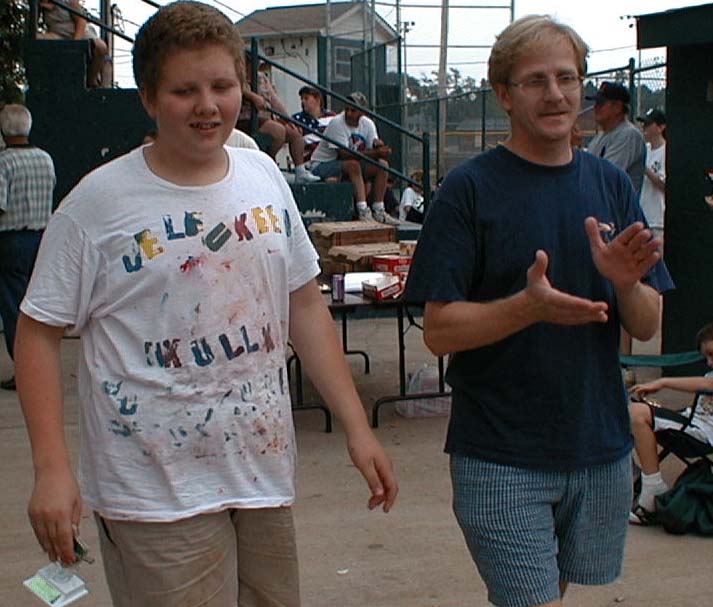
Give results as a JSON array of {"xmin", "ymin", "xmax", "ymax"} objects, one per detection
[{"xmin": 0, "ymin": 0, "xmax": 28, "ymax": 105}]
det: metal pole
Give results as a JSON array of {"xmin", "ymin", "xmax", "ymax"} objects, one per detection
[
  {"xmin": 325, "ymin": 0, "xmax": 331, "ymax": 95},
  {"xmin": 250, "ymin": 38, "xmax": 259, "ymax": 136},
  {"xmin": 636, "ymin": 49, "xmax": 642, "ymax": 117},
  {"xmin": 362, "ymin": 0, "xmax": 369, "ymax": 91},
  {"xmin": 628, "ymin": 57, "xmax": 636, "ymax": 120},
  {"xmin": 422, "ymin": 131, "xmax": 431, "ymax": 209},
  {"xmin": 435, "ymin": 99, "xmax": 441, "ymax": 181},
  {"xmin": 481, "ymin": 90, "xmax": 487, "ymax": 152},
  {"xmin": 437, "ymin": 0, "xmax": 449, "ymax": 177},
  {"xmin": 370, "ymin": 0, "xmax": 377, "ymax": 107}
]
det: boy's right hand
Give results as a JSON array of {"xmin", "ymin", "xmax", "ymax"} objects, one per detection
[
  {"xmin": 28, "ymin": 465, "xmax": 82, "ymax": 566},
  {"xmin": 629, "ymin": 379, "xmax": 664, "ymax": 396},
  {"xmin": 346, "ymin": 426, "xmax": 398, "ymax": 513}
]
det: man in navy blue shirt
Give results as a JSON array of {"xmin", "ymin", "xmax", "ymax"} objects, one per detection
[{"xmin": 405, "ymin": 15, "xmax": 673, "ymax": 607}]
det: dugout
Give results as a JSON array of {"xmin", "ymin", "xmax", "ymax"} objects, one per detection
[{"xmin": 637, "ymin": 3, "xmax": 713, "ymax": 363}]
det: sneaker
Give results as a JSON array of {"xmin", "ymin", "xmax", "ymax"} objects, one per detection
[
  {"xmin": 356, "ymin": 206, "xmax": 373, "ymax": 221},
  {"xmin": 294, "ymin": 167, "xmax": 321, "ymax": 183},
  {"xmin": 629, "ymin": 504, "xmax": 659, "ymax": 526},
  {"xmin": 1, "ymin": 376, "xmax": 16, "ymax": 391},
  {"xmin": 372, "ymin": 209, "xmax": 400, "ymax": 225}
]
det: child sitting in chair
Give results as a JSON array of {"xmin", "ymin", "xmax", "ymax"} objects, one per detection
[{"xmin": 629, "ymin": 322, "xmax": 713, "ymax": 524}]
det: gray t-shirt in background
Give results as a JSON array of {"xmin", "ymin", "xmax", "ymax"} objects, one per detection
[{"xmin": 587, "ymin": 119, "xmax": 646, "ymax": 199}]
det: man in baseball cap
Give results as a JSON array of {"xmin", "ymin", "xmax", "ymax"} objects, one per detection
[
  {"xmin": 586, "ymin": 80, "xmax": 646, "ymax": 361},
  {"xmin": 586, "ymin": 80, "xmax": 644, "ymax": 196},
  {"xmin": 292, "ymin": 85, "xmax": 336, "ymax": 164},
  {"xmin": 637, "ymin": 107, "xmax": 666, "ymax": 127},
  {"xmin": 309, "ymin": 91, "xmax": 395, "ymax": 223},
  {"xmin": 585, "ymin": 81, "xmax": 630, "ymax": 106},
  {"xmin": 636, "ymin": 108, "xmax": 667, "ymax": 247}
]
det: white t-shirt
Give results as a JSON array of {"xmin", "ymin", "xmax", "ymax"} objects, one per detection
[
  {"xmin": 21, "ymin": 146, "xmax": 320, "ymax": 521},
  {"xmin": 399, "ymin": 187, "xmax": 424, "ymax": 221},
  {"xmin": 225, "ymin": 128, "xmax": 259, "ymax": 150},
  {"xmin": 310, "ymin": 113, "xmax": 378, "ymax": 164},
  {"xmin": 639, "ymin": 142, "xmax": 666, "ymax": 229}
]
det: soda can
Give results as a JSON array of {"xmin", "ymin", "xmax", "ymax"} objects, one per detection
[{"xmin": 331, "ymin": 274, "xmax": 345, "ymax": 302}]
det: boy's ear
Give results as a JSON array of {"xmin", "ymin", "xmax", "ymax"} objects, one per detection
[{"xmin": 139, "ymin": 89, "xmax": 157, "ymax": 120}]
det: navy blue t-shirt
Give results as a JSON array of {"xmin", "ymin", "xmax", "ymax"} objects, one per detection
[{"xmin": 404, "ymin": 145, "xmax": 674, "ymax": 471}]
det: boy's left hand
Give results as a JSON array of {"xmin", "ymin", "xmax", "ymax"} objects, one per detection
[
  {"xmin": 346, "ymin": 427, "xmax": 398, "ymax": 512},
  {"xmin": 585, "ymin": 217, "xmax": 660, "ymax": 291}
]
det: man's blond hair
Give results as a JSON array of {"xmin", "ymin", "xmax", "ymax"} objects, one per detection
[{"xmin": 488, "ymin": 15, "xmax": 589, "ymax": 86}]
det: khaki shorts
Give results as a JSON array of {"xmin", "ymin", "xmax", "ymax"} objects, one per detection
[{"xmin": 95, "ymin": 507, "xmax": 299, "ymax": 607}]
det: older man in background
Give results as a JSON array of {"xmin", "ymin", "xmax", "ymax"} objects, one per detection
[
  {"xmin": 586, "ymin": 81, "xmax": 646, "ymax": 199},
  {"xmin": 0, "ymin": 105, "xmax": 55, "ymax": 389},
  {"xmin": 586, "ymin": 82, "xmax": 647, "ymax": 361}
]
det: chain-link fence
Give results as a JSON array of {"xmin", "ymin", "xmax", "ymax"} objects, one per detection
[{"xmin": 385, "ymin": 59, "xmax": 667, "ymax": 182}]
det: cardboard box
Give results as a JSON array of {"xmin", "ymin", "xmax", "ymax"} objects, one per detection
[
  {"xmin": 399, "ymin": 240, "xmax": 418, "ymax": 256},
  {"xmin": 372, "ymin": 254, "xmax": 412, "ymax": 274},
  {"xmin": 309, "ymin": 221, "xmax": 396, "ymax": 257},
  {"xmin": 362, "ymin": 274, "xmax": 403, "ymax": 300},
  {"xmin": 325, "ymin": 242, "xmax": 401, "ymax": 274}
]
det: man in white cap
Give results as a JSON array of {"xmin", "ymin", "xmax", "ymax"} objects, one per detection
[{"xmin": 308, "ymin": 92, "xmax": 395, "ymax": 223}]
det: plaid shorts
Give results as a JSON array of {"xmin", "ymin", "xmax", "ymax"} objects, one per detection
[{"xmin": 451, "ymin": 454, "xmax": 631, "ymax": 607}]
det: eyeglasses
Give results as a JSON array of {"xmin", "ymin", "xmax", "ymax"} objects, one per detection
[{"xmin": 507, "ymin": 74, "xmax": 583, "ymax": 94}]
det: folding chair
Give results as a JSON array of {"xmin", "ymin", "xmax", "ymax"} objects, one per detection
[
  {"xmin": 631, "ymin": 390, "xmax": 713, "ymax": 505},
  {"xmin": 620, "ymin": 350, "xmax": 704, "ymax": 379},
  {"xmin": 621, "ymin": 351, "xmax": 709, "ymax": 502},
  {"xmin": 654, "ymin": 390, "xmax": 713, "ymax": 470}
]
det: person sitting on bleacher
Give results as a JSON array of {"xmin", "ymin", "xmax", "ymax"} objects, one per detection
[
  {"xmin": 238, "ymin": 59, "xmax": 319, "ymax": 183},
  {"xmin": 308, "ymin": 92, "xmax": 395, "ymax": 223},
  {"xmin": 292, "ymin": 86, "xmax": 336, "ymax": 166},
  {"xmin": 38, "ymin": 0, "xmax": 112, "ymax": 88},
  {"xmin": 629, "ymin": 322, "xmax": 713, "ymax": 524}
]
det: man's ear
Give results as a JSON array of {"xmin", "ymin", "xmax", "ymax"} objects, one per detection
[
  {"xmin": 493, "ymin": 83, "xmax": 512, "ymax": 115},
  {"xmin": 139, "ymin": 89, "xmax": 156, "ymax": 120}
]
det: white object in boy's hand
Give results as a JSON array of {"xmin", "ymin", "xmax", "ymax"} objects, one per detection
[{"xmin": 23, "ymin": 562, "xmax": 89, "ymax": 606}]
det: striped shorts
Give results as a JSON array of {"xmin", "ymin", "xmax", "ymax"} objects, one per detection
[{"xmin": 451, "ymin": 454, "xmax": 631, "ymax": 607}]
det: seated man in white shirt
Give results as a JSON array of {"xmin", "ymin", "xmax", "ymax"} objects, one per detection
[{"xmin": 308, "ymin": 92, "xmax": 395, "ymax": 223}]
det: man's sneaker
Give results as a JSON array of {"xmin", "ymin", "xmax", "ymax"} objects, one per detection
[
  {"xmin": 356, "ymin": 206, "xmax": 373, "ymax": 221},
  {"xmin": 294, "ymin": 167, "xmax": 321, "ymax": 183},
  {"xmin": 372, "ymin": 209, "xmax": 400, "ymax": 225}
]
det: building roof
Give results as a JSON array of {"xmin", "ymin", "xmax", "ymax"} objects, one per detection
[
  {"xmin": 236, "ymin": 1, "xmax": 395, "ymax": 39},
  {"xmin": 637, "ymin": 2, "xmax": 713, "ymax": 48}
]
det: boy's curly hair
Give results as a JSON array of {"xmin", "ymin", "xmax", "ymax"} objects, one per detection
[
  {"xmin": 133, "ymin": 1, "xmax": 244, "ymax": 99},
  {"xmin": 695, "ymin": 323, "xmax": 713, "ymax": 350}
]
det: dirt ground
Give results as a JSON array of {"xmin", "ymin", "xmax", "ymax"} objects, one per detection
[{"xmin": 1, "ymin": 317, "xmax": 710, "ymax": 607}]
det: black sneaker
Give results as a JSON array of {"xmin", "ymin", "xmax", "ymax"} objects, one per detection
[{"xmin": 1, "ymin": 376, "xmax": 16, "ymax": 391}]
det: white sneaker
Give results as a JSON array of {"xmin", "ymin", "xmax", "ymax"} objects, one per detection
[
  {"xmin": 372, "ymin": 209, "xmax": 400, "ymax": 225},
  {"xmin": 356, "ymin": 206, "xmax": 373, "ymax": 221},
  {"xmin": 294, "ymin": 167, "xmax": 321, "ymax": 183}
]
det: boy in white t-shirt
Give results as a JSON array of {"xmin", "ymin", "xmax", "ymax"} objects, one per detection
[
  {"xmin": 398, "ymin": 170, "xmax": 425, "ymax": 223},
  {"xmin": 629, "ymin": 323, "xmax": 713, "ymax": 524},
  {"xmin": 15, "ymin": 3, "xmax": 397, "ymax": 606},
  {"xmin": 636, "ymin": 108, "xmax": 666, "ymax": 245}
]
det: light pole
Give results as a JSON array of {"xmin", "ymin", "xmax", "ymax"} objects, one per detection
[{"xmin": 400, "ymin": 20, "xmax": 414, "ymax": 101}]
